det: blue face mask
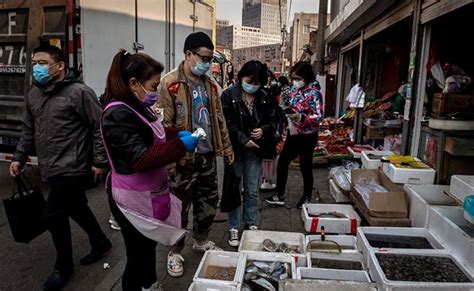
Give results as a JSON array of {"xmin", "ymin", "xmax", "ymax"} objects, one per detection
[
  {"xmin": 191, "ymin": 55, "xmax": 210, "ymax": 76},
  {"xmin": 33, "ymin": 64, "xmax": 52, "ymax": 85},
  {"xmin": 242, "ymin": 81, "xmax": 260, "ymax": 94}
]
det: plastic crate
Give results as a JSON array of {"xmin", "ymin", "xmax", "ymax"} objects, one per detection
[
  {"xmin": 305, "ymin": 234, "xmax": 358, "ymax": 253},
  {"xmin": 368, "ymin": 251, "xmax": 474, "ymax": 290},
  {"xmin": 301, "ymin": 204, "xmax": 361, "ymax": 235},
  {"xmin": 404, "ymin": 184, "xmax": 457, "ymax": 227},
  {"xmin": 279, "ymin": 279, "xmax": 380, "ymax": 291},
  {"xmin": 238, "ymin": 230, "xmax": 307, "ymax": 267},
  {"xmin": 356, "ymin": 227, "xmax": 446, "ymax": 265},
  {"xmin": 193, "ymin": 250, "xmax": 246, "ymax": 286},
  {"xmin": 188, "ymin": 282, "xmax": 239, "ymax": 291},
  {"xmin": 296, "ymin": 267, "xmax": 371, "ymax": 282}
]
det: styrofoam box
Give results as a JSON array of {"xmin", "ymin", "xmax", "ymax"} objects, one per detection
[
  {"xmin": 382, "ymin": 161, "xmax": 436, "ymax": 185},
  {"xmin": 245, "ymin": 251, "xmax": 297, "ymax": 279},
  {"xmin": 361, "ymin": 151, "xmax": 394, "ymax": 169},
  {"xmin": 238, "ymin": 230, "xmax": 307, "ymax": 267},
  {"xmin": 404, "ymin": 184, "xmax": 457, "ymax": 227},
  {"xmin": 450, "ymin": 175, "xmax": 474, "ymax": 204},
  {"xmin": 279, "ymin": 279, "xmax": 380, "ymax": 291},
  {"xmin": 348, "ymin": 145, "xmax": 375, "ymax": 159},
  {"xmin": 329, "ymin": 178, "xmax": 352, "ymax": 203},
  {"xmin": 297, "ymin": 267, "xmax": 372, "ymax": 282},
  {"xmin": 307, "ymin": 252, "xmax": 366, "ymax": 269},
  {"xmin": 427, "ymin": 206, "xmax": 474, "ymax": 275},
  {"xmin": 188, "ymin": 282, "xmax": 239, "ymax": 291},
  {"xmin": 306, "ymin": 234, "xmax": 358, "ymax": 253},
  {"xmin": 356, "ymin": 227, "xmax": 446, "ymax": 265},
  {"xmin": 302, "ymin": 204, "xmax": 361, "ymax": 235},
  {"xmin": 193, "ymin": 250, "xmax": 246, "ymax": 286},
  {"xmin": 368, "ymin": 251, "xmax": 474, "ymax": 290}
]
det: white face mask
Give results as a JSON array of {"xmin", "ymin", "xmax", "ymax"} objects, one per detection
[{"xmin": 293, "ymin": 80, "xmax": 305, "ymax": 89}]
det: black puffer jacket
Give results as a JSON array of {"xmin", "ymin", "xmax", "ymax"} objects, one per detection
[
  {"xmin": 221, "ymin": 84, "xmax": 278, "ymax": 160},
  {"xmin": 14, "ymin": 70, "xmax": 107, "ymax": 179}
]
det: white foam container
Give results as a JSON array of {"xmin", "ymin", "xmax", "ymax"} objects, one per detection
[
  {"xmin": 450, "ymin": 175, "xmax": 474, "ymax": 204},
  {"xmin": 356, "ymin": 227, "xmax": 446, "ymax": 265},
  {"xmin": 245, "ymin": 251, "xmax": 297, "ymax": 279},
  {"xmin": 427, "ymin": 206, "xmax": 474, "ymax": 275},
  {"xmin": 193, "ymin": 250, "xmax": 246, "ymax": 286},
  {"xmin": 305, "ymin": 234, "xmax": 358, "ymax": 253},
  {"xmin": 361, "ymin": 151, "xmax": 394, "ymax": 169},
  {"xmin": 404, "ymin": 184, "xmax": 457, "ymax": 227},
  {"xmin": 302, "ymin": 204, "xmax": 361, "ymax": 235},
  {"xmin": 368, "ymin": 251, "xmax": 474, "ymax": 290},
  {"xmin": 238, "ymin": 230, "xmax": 307, "ymax": 267},
  {"xmin": 329, "ymin": 178, "xmax": 352, "ymax": 203},
  {"xmin": 307, "ymin": 252, "xmax": 366, "ymax": 269},
  {"xmin": 188, "ymin": 282, "xmax": 239, "ymax": 291},
  {"xmin": 297, "ymin": 267, "xmax": 372, "ymax": 282},
  {"xmin": 348, "ymin": 145, "xmax": 375, "ymax": 159},
  {"xmin": 382, "ymin": 161, "xmax": 436, "ymax": 185},
  {"xmin": 279, "ymin": 279, "xmax": 380, "ymax": 291}
]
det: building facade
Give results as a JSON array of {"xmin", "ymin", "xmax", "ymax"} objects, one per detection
[
  {"xmin": 288, "ymin": 12, "xmax": 318, "ymax": 66},
  {"xmin": 217, "ymin": 25, "xmax": 281, "ymax": 50},
  {"xmin": 233, "ymin": 43, "xmax": 281, "ymax": 72},
  {"xmin": 242, "ymin": 0, "xmax": 287, "ymax": 40},
  {"xmin": 216, "ymin": 19, "xmax": 229, "ymax": 29}
]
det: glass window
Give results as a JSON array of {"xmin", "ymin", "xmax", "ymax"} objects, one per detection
[{"xmin": 303, "ymin": 25, "xmax": 310, "ymax": 34}]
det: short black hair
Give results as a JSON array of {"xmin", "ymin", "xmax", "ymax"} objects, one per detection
[
  {"xmin": 33, "ymin": 44, "xmax": 66, "ymax": 64},
  {"xmin": 237, "ymin": 60, "xmax": 268, "ymax": 85},
  {"xmin": 183, "ymin": 32, "xmax": 214, "ymax": 53},
  {"xmin": 278, "ymin": 76, "xmax": 289, "ymax": 86},
  {"xmin": 290, "ymin": 61, "xmax": 315, "ymax": 84}
]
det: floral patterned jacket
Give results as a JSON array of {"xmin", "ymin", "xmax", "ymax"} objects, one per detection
[{"xmin": 288, "ymin": 81, "xmax": 324, "ymax": 134}]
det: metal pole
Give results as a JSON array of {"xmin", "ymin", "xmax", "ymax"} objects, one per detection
[
  {"xmin": 314, "ymin": 0, "xmax": 327, "ymax": 74},
  {"xmin": 401, "ymin": 0, "xmax": 423, "ymax": 155},
  {"xmin": 172, "ymin": 0, "xmax": 176, "ymax": 68},
  {"xmin": 354, "ymin": 29, "xmax": 365, "ymax": 144},
  {"xmin": 134, "ymin": 0, "xmax": 138, "ymax": 53}
]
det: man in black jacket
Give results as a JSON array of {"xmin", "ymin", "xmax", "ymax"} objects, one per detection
[{"xmin": 9, "ymin": 45, "xmax": 111, "ymax": 291}]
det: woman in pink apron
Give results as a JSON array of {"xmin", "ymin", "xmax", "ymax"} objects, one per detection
[{"xmin": 101, "ymin": 50, "xmax": 198, "ymax": 291}]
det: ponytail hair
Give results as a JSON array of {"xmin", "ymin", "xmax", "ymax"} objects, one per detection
[{"xmin": 104, "ymin": 49, "xmax": 164, "ymax": 106}]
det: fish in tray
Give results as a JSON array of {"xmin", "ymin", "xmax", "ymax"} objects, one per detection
[
  {"xmin": 243, "ymin": 260, "xmax": 291, "ymax": 290},
  {"xmin": 262, "ymin": 239, "xmax": 301, "ymax": 254},
  {"xmin": 308, "ymin": 211, "xmax": 348, "ymax": 218}
]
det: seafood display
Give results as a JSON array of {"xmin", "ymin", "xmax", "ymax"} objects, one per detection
[
  {"xmin": 307, "ymin": 212, "xmax": 348, "ymax": 219},
  {"xmin": 311, "ymin": 258, "xmax": 364, "ymax": 270},
  {"xmin": 242, "ymin": 260, "xmax": 291, "ymax": 291},
  {"xmin": 262, "ymin": 239, "xmax": 300, "ymax": 254},
  {"xmin": 202, "ymin": 265, "xmax": 236, "ymax": 281},
  {"xmin": 376, "ymin": 254, "xmax": 472, "ymax": 283},
  {"xmin": 365, "ymin": 234, "xmax": 434, "ymax": 249}
]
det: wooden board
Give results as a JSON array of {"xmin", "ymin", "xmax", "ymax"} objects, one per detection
[{"xmin": 349, "ymin": 191, "xmax": 411, "ymax": 227}]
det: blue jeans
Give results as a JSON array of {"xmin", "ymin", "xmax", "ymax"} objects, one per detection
[{"xmin": 228, "ymin": 150, "xmax": 262, "ymax": 229}]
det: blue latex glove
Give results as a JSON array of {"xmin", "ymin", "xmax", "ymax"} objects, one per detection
[
  {"xmin": 180, "ymin": 135, "xmax": 199, "ymax": 152},
  {"xmin": 177, "ymin": 130, "xmax": 192, "ymax": 138}
]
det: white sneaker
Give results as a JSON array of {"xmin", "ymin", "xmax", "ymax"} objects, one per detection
[
  {"xmin": 167, "ymin": 252, "xmax": 184, "ymax": 277},
  {"xmin": 192, "ymin": 240, "xmax": 223, "ymax": 252},
  {"xmin": 260, "ymin": 179, "xmax": 275, "ymax": 190},
  {"xmin": 228, "ymin": 228, "xmax": 240, "ymax": 247},
  {"xmin": 248, "ymin": 225, "xmax": 258, "ymax": 231},
  {"xmin": 142, "ymin": 282, "xmax": 164, "ymax": 291},
  {"xmin": 108, "ymin": 215, "xmax": 121, "ymax": 231}
]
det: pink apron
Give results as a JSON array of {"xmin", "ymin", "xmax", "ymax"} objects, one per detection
[{"xmin": 102, "ymin": 101, "xmax": 186, "ymax": 246}]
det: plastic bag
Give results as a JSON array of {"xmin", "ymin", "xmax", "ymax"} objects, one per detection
[{"xmin": 354, "ymin": 178, "xmax": 388, "ymax": 208}]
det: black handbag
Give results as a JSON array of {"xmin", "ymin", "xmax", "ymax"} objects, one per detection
[
  {"xmin": 2, "ymin": 174, "xmax": 47, "ymax": 243},
  {"xmin": 220, "ymin": 163, "xmax": 242, "ymax": 213}
]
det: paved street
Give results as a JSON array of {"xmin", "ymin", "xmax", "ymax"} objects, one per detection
[{"xmin": 0, "ymin": 160, "xmax": 332, "ymax": 291}]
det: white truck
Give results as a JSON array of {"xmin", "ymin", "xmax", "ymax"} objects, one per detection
[{"xmin": 0, "ymin": 0, "xmax": 215, "ymax": 164}]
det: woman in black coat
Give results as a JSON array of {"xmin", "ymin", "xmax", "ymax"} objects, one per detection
[{"xmin": 220, "ymin": 61, "xmax": 278, "ymax": 247}]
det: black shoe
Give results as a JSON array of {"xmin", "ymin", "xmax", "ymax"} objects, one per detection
[
  {"xmin": 80, "ymin": 239, "xmax": 112, "ymax": 265},
  {"xmin": 296, "ymin": 196, "xmax": 311, "ymax": 209},
  {"xmin": 42, "ymin": 269, "xmax": 72, "ymax": 291},
  {"xmin": 265, "ymin": 194, "xmax": 285, "ymax": 206}
]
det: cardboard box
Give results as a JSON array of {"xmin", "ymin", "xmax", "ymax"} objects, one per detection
[{"xmin": 351, "ymin": 169, "xmax": 407, "ymax": 218}]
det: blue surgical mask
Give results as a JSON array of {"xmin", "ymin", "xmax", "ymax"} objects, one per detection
[
  {"xmin": 33, "ymin": 64, "xmax": 52, "ymax": 85},
  {"xmin": 191, "ymin": 55, "xmax": 210, "ymax": 76},
  {"xmin": 242, "ymin": 81, "xmax": 260, "ymax": 94}
]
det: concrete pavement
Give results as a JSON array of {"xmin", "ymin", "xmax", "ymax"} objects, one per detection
[{"xmin": 0, "ymin": 160, "xmax": 332, "ymax": 291}]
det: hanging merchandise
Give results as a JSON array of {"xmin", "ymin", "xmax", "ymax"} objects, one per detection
[{"xmin": 346, "ymin": 84, "xmax": 365, "ymax": 108}]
